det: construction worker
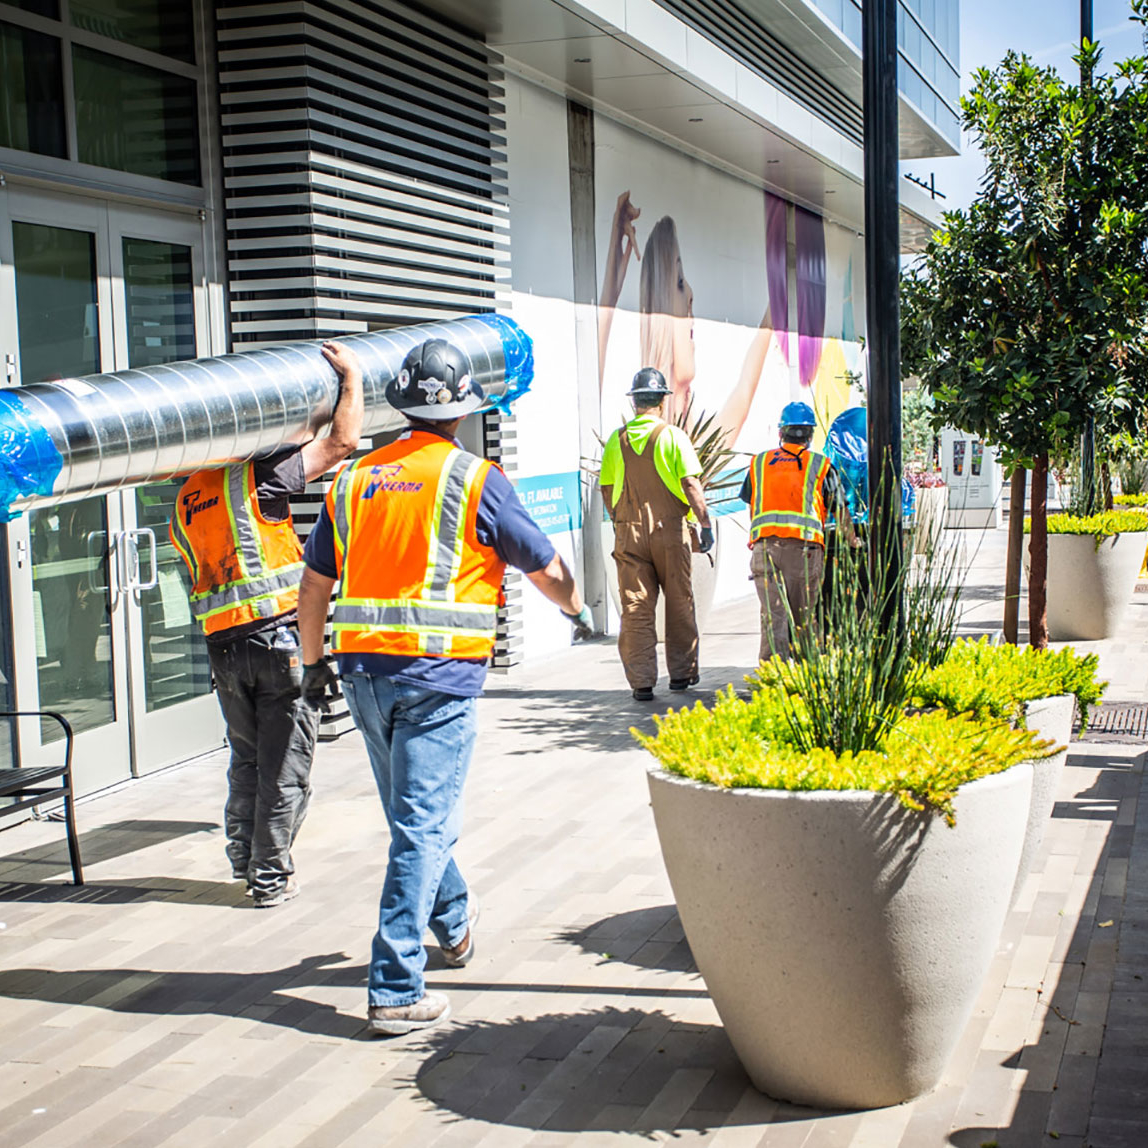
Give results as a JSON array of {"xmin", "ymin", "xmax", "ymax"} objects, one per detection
[
  {"xmin": 296, "ymin": 337, "xmax": 593, "ymax": 1036},
  {"xmin": 170, "ymin": 342, "xmax": 364, "ymax": 907},
  {"xmin": 740, "ymin": 400, "xmax": 857, "ymax": 661},
  {"xmin": 600, "ymin": 367, "xmax": 713, "ymax": 702}
]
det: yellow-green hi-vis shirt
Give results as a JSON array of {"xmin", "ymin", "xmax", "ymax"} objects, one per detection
[{"xmin": 599, "ymin": 414, "xmax": 702, "ymax": 512}]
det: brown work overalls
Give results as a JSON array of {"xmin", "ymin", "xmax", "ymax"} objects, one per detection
[{"xmin": 611, "ymin": 422, "xmax": 698, "ymax": 689}]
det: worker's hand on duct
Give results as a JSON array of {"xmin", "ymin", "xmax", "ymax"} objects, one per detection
[{"xmin": 303, "ymin": 342, "xmax": 365, "ymax": 481}]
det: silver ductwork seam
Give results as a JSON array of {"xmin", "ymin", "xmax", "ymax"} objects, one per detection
[{"xmin": 0, "ymin": 314, "xmax": 533, "ymax": 520}]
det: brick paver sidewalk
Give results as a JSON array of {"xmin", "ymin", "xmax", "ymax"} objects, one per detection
[{"xmin": 0, "ymin": 527, "xmax": 1145, "ymax": 1147}]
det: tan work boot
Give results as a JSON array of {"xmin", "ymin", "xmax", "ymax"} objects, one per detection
[
  {"xmin": 367, "ymin": 992, "xmax": 451, "ymax": 1036},
  {"xmin": 442, "ymin": 896, "xmax": 480, "ymax": 968}
]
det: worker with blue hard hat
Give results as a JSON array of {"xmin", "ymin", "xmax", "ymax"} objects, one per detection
[{"xmin": 739, "ymin": 399, "xmax": 858, "ymax": 660}]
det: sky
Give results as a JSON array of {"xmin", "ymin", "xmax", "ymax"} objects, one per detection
[{"xmin": 920, "ymin": 0, "xmax": 1147, "ymax": 210}]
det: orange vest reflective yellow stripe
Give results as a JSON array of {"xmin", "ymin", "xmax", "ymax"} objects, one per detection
[
  {"xmin": 170, "ymin": 463, "xmax": 304, "ymax": 635},
  {"xmin": 327, "ymin": 431, "xmax": 505, "ymax": 659},
  {"xmin": 748, "ymin": 447, "xmax": 831, "ymax": 546}
]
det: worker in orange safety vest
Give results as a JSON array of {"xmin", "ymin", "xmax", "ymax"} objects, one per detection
[
  {"xmin": 170, "ymin": 341, "xmax": 363, "ymax": 907},
  {"xmin": 740, "ymin": 401, "xmax": 857, "ymax": 661},
  {"xmin": 296, "ymin": 337, "xmax": 593, "ymax": 1037}
]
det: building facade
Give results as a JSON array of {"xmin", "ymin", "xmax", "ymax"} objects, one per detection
[{"xmin": 0, "ymin": 0, "xmax": 957, "ymax": 795}]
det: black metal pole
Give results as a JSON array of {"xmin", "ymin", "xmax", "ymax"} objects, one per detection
[
  {"xmin": 1080, "ymin": 0, "xmax": 1096, "ymax": 514},
  {"xmin": 863, "ymin": 0, "xmax": 903, "ymax": 626}
]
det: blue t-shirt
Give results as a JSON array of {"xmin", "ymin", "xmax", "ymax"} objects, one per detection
[{"xmin": 303, "ymin": 447, "xmax": 556, "ymax": 697}]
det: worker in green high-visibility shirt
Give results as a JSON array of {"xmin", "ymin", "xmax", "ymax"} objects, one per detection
[{"xmin": 600, "ymin": 368, "xmax": 713, "ymax": 702}]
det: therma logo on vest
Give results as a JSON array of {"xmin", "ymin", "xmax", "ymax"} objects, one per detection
[
  {"xmin": 182, "ymin": 490, "xmax": 220, "ymax": 525},
  {"xmin": 362, "ymin": 463, "xmax": 424, "ymax": 499}
]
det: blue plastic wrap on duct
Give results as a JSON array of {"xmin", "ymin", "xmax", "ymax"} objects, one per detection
[
  {"xmin": 824, "ymin": 406, "xmax": 914, "ymax": 524},
  {"xmin": 473, "ymin": 313, "xmax": 534, "ymax": 413},
  {"xmin": 0, "ymin": 390, "xmax": 62, "ymax": 522}
]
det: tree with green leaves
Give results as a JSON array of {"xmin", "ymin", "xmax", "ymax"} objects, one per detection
[{"xmin": 902, "ymin": 4, "xmax": 1148, "ymax": 647}]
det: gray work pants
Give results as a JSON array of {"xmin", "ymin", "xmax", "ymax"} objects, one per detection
[{"xmin": 208, "ymin": 624, "xmax": 319, "ymax": 898}]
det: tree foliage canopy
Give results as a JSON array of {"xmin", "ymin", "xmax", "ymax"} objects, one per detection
[{"xmin": 902, "ymin": 6, "xmax": 1148, "ymax": 467}]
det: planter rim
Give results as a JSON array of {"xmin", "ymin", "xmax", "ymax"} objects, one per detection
[
  {"xmin": 1039, "ymin": 528, "xmax": 1148, "ymax": 541},
  {"xmin": 646, "ymin": 761, "xmax": 1027, "ymax": 803}
]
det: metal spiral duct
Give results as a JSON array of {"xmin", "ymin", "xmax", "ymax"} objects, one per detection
[{"xmin": 0, "ymin": 314, "xmax": 533, "ymax": 520}]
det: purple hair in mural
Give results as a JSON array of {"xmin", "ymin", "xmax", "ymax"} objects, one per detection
[
  {"xmin": 765, "ymin": 192, "xmax": 789, "ymax": 364},
  {"xmin": 795, "ymin": 207, "xmax": 826, "ymax": 389}
]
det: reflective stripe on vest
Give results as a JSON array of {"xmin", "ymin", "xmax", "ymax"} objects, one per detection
[
  {"xmin": 172, "ymin": 462, "xmax": 303, "ymax": 634},
  {"xmin": 329, "ymin": 442, "xmax": 499, "ymax": 658},
  {"xmin": 748, "ymin": 447, "xmax": 830, "ymax": 545}
]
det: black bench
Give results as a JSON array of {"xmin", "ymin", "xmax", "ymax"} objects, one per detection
[{"xmin": 0, "ymin": 711, "xmax": 83, "ymax": 885}]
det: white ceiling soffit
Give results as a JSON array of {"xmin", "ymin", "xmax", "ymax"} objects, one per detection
[{"xmin": 418, "ymin": 0, "xmax": 947, "ymax": 251}]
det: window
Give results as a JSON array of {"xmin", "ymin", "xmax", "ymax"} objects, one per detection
[
  {"xmin": 73, "ymin": 45, "xmax": 200, "ymax": 184},
  {"xmin": 0, "ymin": 19, "xmax": 66, "ymax": 158},
  {"xmin": 70, "ymin": 0, "xmax": 195, "ymax": 64}
]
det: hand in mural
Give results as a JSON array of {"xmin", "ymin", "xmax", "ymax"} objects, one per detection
[{"xmin": 598, "ymin": 191, "xmax": 641, "ymax": 387}]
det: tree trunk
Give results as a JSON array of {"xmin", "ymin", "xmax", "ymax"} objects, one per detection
[
  {"xmin": 1004, "ymin": 466, "xmax": 1027, "ymax": 644},
  {"xmin": 1029, "ymin": 454, "xmax": 1049, "ymax": 649},
  {"xmin": 1101, "ymin": 460, "xmax": 1113, "ymax": 511}
]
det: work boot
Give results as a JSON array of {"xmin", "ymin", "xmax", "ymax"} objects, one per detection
[
  {"xmin": 368, "ymin": 992, "xmax": 451, "ymax": 1036},
  {"xmin": 442, "ymin": 897, "xmax": 480, "ymax": 968},
  {"xmin": 669, "ymin": 674, "xmax": 700, "ymax": 692},
  {"xmin": 632, "ymin": 687, "xmax": 654, "ymax": 701},
  {"xmin": 252, "ymin": 877, "xmax": 299, "ymax": 909}
]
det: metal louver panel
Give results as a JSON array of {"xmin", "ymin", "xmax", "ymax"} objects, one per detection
[
  {"xmin": 215, "ymin": 0, "xmax": 510, "ymax": 347},
  {"xmin": 654, "ymin": 0, "xmax": 864, "ymax": 146}
]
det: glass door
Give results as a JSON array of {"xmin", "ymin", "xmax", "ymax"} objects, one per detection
[
  {"xmin": 1, "ymin": 189, "xmax": 133, "ymax": 793},
  {"xmin": 0, "ymin": 187, "xmax": 224, "ymax": 794},
  {"xmin": 108, "ymin": 205, "xmax": 223, "ymax": 775}
]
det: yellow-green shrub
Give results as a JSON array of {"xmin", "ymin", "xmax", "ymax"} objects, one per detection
[
  {"xmin": 1024, "ymin": 509, "xmax": 1148, "ymax": 537},
  {"xmin": 635, "ymin": 686, "xmax": 1055, "ymax": 826},
  {"xmin": 913, "ymin": 637, "xmax": 1105, "ymax": 729}
]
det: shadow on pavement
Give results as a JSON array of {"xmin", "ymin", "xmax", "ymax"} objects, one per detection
[
  {"xmin": 409, "ymin": 1005, "xmax": 788, "ymax": 1132},
  {"xmin": 0, "ymin": 952, "xmax": 367, "ymax": 1040},
  {"xmin": 0, "ymin": 819, "xmax": 219, "ymax": 881},
  {"xmin": 0, "ymin": 876, "xmax": 242, "ymax": 906},
  {"xmin": 949, "ymin": 750, "xmax": 1143, "ymax": 1146},
  {"xmin": 555, "ymin": 904, "xmax": 697, "ymax": 974}
]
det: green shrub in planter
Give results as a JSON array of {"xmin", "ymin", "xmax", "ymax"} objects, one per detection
[
  {"xmin": 1024, "ymin": 509, "xmax": 1148, "ymax": 539},
  {"xmin": 913, "ymin": 637, "xmax": 1106, "ymax": 731},
  {"xmin": 636, "ymin": 686, "xmax": 1053, "ymax": 826},
  {"xmin": 1114, "ymin": 493, "xmax": 1148, "ymax": 508}
]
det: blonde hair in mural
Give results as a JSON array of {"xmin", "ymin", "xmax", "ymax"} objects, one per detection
[{"xmin": 639, "ymin": 215, "xmax": 680, "ymax": 392}]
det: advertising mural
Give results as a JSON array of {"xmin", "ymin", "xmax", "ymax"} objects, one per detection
[{"xmin": 593, "ymin": 116, "xmax": 865, "ymax": 458}]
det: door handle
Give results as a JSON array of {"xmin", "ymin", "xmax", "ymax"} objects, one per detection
[
  {"xmin": 119, "ymin": 528, "xmax": 158, "ymax": 592},
  {"xmin": 86, "ymin": 530, "xmax": 108, "ymax": 593},
  {"xmin": 133, "ymin": 527, "xmax": 159, "ymax": 591}
]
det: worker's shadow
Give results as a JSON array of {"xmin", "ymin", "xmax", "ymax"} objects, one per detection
[{"xmin": 0, "ymin": 953, "xmax": 370, "ymax": 1040}]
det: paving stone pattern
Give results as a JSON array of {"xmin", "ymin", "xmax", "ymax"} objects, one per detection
[{"xmin": 0, "ymin": 527, "xmax": 1146, "ymax": 1145}]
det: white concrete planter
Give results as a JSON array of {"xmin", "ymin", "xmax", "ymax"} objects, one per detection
[
  {"xmin": 648, "ymin": 762, "xmax": 1033, "ymax": 1110},
  {"xmin": 911, "ymin": 485, "xmax": 948, "ymax": 555},
  {"xmin": 1011, "ymin": 694, "xmax": 1075, "ymax": 905},
  {"xmin": 602, "ymin": 517, "xmax": 720, "ymax": 639},
  {"xmin": 1024, "ymin": 531, "xmax": 1147, "ymax": 640}
]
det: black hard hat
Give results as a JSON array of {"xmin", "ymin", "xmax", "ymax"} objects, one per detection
[
  {"xmin": 628, "ymin": 367, "xmax": 672, "ymax": 399},
  {"xmin": 385, "ymin": 339, "xmax": 485, "ymax": 420}
]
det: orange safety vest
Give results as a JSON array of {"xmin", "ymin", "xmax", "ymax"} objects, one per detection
[
  {"xmin": 327, "ymin": 430, "xmax": 506, "ymax": 659},
  {"xmin": 747, "ymin": 446, "xmax": 831, "ymax": 546},
  {"xmin": 170, "ymin": 463, "xmax": 305, "ymax": 635}
]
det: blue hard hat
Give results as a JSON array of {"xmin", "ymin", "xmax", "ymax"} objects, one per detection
[{"xmin": 779, "ymin": 401, "xmax": 816, "ymax": 428}]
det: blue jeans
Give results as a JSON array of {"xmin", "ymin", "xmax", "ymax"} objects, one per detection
[{"xmin": 342, "ymin": 674, "xmax": 475, "ymax": 1007}]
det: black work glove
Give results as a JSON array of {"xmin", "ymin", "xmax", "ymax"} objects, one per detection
[
  {"xmin": 699, "ymin": 526, "xmax": 715, "ymax": 553},
  {"xmin": 302, "ymin": 660, "xmax": 337, "ymax": 711},
  {"xmin": 562, "ymin": 604, "xmax": 595, "ymax": 642}
]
